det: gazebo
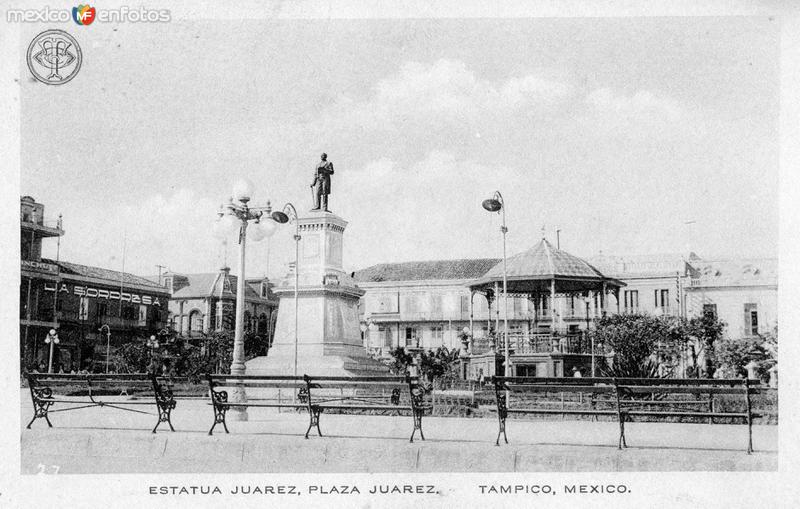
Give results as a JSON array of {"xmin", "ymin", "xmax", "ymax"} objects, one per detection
[{"xmin": 465, "ymin": 238, "xmax": 625, "ymax": 378}]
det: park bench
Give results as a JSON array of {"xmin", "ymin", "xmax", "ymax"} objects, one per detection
[
  {"xmin": 25, "ymin": 373, "xmax": 177, "ymax": 433},
  {"xmin": 490, "ymin": 376, "xmax": 762, "ymax": 453},
  {"xmin": 206, "ymin": 374, "xmax": 431, "ymax": 442}
]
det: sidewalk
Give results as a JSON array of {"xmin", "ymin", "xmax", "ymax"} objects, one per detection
[{"xmin": 20, "ymin": 395, "xmax": 777, "ymax": 474}]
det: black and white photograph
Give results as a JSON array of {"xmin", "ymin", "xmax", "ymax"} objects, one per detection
[{"xmin": 2, "ymin": 0, "xmax": 799, "ymax": 507}]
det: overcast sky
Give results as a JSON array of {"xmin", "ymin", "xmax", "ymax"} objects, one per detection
[{"xmin": 21, "ymin": 16, "xmax": 779, "ymax": 280}]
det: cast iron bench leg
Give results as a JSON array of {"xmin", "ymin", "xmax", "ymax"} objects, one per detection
[
  {"xmin": 410, "ymin": 409, "xmax": 425, "ymax": 443},
  {"xmin": 305, "ymin": 407, "xmax": 322, "ymax": 439},
  {"xmin": 209, "ymin": 405, "xmax": 229, "ymax": 436},
  {"xmin": 154, "ymin": 403, "xmax": 176, "ymax": 433},
  {"xmin": 26, "ymin": 413, "xmax": 50, "ymax": 429},
  {"xmin": 495, "ymin": 391, "xmax": 508, "ymax": 446},
  {"xmin": 27, "ymin": 387, "xmax": 54, "ymax": 429}
]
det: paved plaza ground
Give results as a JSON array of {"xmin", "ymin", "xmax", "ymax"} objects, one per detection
[{"xmin": 20, "ymin": 392, "xmax": 777, "ymax": 474}]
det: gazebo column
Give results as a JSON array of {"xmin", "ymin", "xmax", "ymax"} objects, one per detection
[
  {"xmin": 550, "ymin": 279, "xmax": 556, "ymax": 330},
  {"xmin": 601, "ymin": 282, "xmax": 608, "ymax": 317},
  {"xmin": 494, "ymin": 281, "xmax": 500, "ymax": 337},
  {"xmin": 525, "ymin": 294, "xmax": 533, "ymax": 343},
  {"xmin": 469, "ymin": 290, "xmax": 475, "ymax": 354},
  {"xmin": 485, "ymin": 292, "xmax": 494, "ymax": 350}
]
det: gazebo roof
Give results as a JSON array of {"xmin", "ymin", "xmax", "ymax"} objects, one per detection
[{"xmin": 469, "ymin": 238, "xmax": 624, "ymax": 294}]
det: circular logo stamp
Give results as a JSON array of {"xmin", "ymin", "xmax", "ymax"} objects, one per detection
[{"xmin": 26, "ymin": 30, "xmax": 82, "ymax": 85}]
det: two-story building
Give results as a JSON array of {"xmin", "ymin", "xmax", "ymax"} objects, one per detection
[
  {"xmin": 162, "ymin": 268, "xmax": 278, "ymax": 351},
  {"xmin": 685, "ymin": 258, "xmax": 777, "ymax": 338},
  {"xmin": 353, "ymin": 240, "xmax": 778, "ymax": 379},
  {"xmin": 20, "ymin": 196, "xmax": 170, "ymax": 372}
]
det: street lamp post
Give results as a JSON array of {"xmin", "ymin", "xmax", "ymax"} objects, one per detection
[
  {"xmin": 214, "ymin": 179, "xmax": 287, "ymax": 420},
  {"xmin": 99, "ymin": 324, "xmax": 111, "ymax": 373},
  {"xmin": 482, "ymin": 191, "xmax": 510, "ymax": 378},
  {"xmin": 271, "ymin": 203, "xmax": 301, "ymax": 382},
  {"xmin": 44, "ymin": 329, "xmax": 59, "ymax": 373}
]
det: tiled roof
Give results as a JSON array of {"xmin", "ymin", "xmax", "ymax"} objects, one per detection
[
  {"xmin": 44, "ymin": 259, "xmax": 167, "ymax": 292},
  {"xmin": 169, "ymin": 272, "xmax": 264, "ymax": 301},
  {"xmin": 481, "ymin": 239, "xmax": 606, "ymax": 280},
  {"xmin": 353, "ymin": 258, "xmax": 500, "ymax": 283}
]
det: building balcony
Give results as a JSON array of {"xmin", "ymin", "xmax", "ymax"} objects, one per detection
[
  {"xmin": 20, "ymin": 218, "xmax": 64, "ymax": 238},
  {"xmin": 56, "ymin": 311, "xmax": 156, "ymax": 331}
]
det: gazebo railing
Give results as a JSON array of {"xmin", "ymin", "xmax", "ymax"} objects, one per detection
[{"xmin": 498, "ymin": 332, "xmax": 597, "ymax": 355}]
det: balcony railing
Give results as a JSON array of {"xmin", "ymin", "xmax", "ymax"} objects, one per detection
[{"xmin": 472, "ymin": 332, "xmax": 606, "ymax": 356}]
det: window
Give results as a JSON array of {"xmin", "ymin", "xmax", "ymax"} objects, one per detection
[
  {"xmin": 405, "ymin": 327, "xmax": 418, "ymax": 347},
  {"xmin": 702, "ymin": 304, "xmax": 717, "ymax": 319},
  {"xmin": 431, "ymin": 325, "xmax": 443, "ymax": 344},
  {"xmin": 189, "ymin": 310, "xmax": 203, "ymax": 333},
  {"xmin": 96, "ymin": 302, "xmax": 107, "ymax": 318},
  {"xmin": 744, "ymin": 304, "xmax": 758, "ymax": 335},
  {"xmin": 624, "ymin": 290, "xmax": 639, "ymax": 312},
  {"xmin": 654, "ymin": 289, "xmax": 669, "ymax": 310}
]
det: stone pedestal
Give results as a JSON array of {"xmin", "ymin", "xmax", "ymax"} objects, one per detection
[{"xmin": 246, "ymin": 211, "xmax": 388, "ymax": 377}]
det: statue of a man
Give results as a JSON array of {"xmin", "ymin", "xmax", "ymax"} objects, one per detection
[{"xmin": 311, "ymin": 152, "xmax": 334, "ymax": 212}]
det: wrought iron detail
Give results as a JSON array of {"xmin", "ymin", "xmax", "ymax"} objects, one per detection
[
  {"xmin": 27, "ymin": 386, "xmax": 54, "ymax": 429},
  {"xmin": 151, "ymin": 376, "xmax": 177, "ymax": 433},
  {"xmin": 390, "ymin": 388, "xmax": 401, "ymax": 405},
  {"xmin": 305, "ymin": 406, "xmax": 323, "ymax": 439},
  {"xmin": 298, "ymin": 387, "xmax": 309, "ymax": 404},
  {"xmin": 208, "ymin": 389, "xmax": 230, "ymax": 435},
  {"xmin": 494, "ymin": 380, "xmax": 509, "ymax": 445},
  {"xmin": 408, "ymin": 385, "xmax": 427, "ymax": 443}
]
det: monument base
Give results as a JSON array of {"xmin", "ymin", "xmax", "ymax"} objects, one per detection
[{"xmin": 245, "ymin": 350, "xmax": 390, "ymax": 377}]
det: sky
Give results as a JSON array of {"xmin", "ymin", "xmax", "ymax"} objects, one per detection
[{"xmin": 20, "ymin": 16, "xmax": 780, "ymax": 280}]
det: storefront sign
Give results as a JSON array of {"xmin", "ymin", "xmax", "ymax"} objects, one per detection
[
  {"xmin": 21, "ymin": 260, "xmax": 58, "ymax": 274},
  {"xmin": 43, "ymin": 282, "xmax": 161, "ymax": 306}
]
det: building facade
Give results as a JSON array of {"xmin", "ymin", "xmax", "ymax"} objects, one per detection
[
  {"xmin": 20, "ymin": 196, "xmax": 170, "ymax": 372},
  {"xmin": 353, "ymin": 247, "xmax": 778, "ymax": 378},
  {"xmin": 162, "ymin": 268, "xmax": 278, "ymax": 349}
]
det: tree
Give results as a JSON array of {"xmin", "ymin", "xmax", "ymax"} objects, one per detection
[
  {"xmin": 591, "ymin": 313, "xmax": 684, "ymax": 378},
  {"xmin": 386, "ymin": 347, "xmax": 414, "ymax": 375},
  {"xmin": 685, "ymin": 311, "xmax": 726, "ymax": 377},
  {"xmin": 418, "ymin": 347, "xmax": 460, "ymax": 386},
  {"xmin": 386, "ymin": 346, "xmax": 460, "ymax": 387},
  {"xmin": 714, "ymin": 324, "xmax": 777, "ymax": 381}
]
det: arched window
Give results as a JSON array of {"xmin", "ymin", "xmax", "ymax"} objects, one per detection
[{"xmin": 189, "ymin": 310, "xmax": 203, "ymax": 333}]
